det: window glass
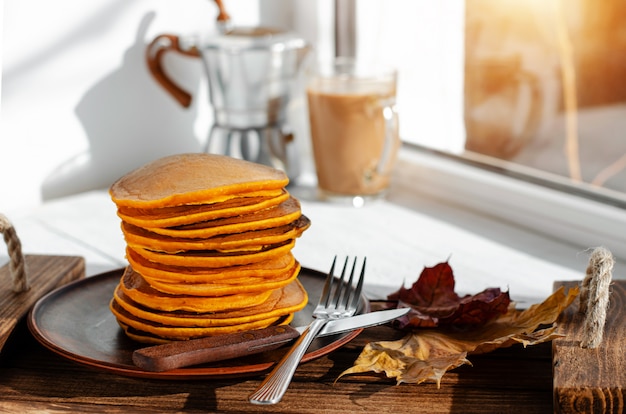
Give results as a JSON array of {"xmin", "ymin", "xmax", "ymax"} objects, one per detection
[
  {"xmin": 463, "ymin": 0, "xmax": 626, "ymax": 202},
  {"xmin": 293, "ymin": 0, "xmax": 626, "ymax": 205}
]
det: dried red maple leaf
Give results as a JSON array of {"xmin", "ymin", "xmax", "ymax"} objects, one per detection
[{"xmin": 387, "ymin": 261, "xmax": 511, "ymax": 329}]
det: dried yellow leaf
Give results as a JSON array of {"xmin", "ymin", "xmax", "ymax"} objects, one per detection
[{"xmin": 339, "ymin": 285, "xmax": 579, "ymax": 386}]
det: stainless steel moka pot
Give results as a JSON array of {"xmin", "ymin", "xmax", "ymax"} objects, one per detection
[{"xmin": 147, "ymin": 24, "xmax": 310, "ymax": 179}]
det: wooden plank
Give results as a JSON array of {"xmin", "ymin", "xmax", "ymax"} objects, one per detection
[
  {"xmin": 0, "ymin": 255, "xmax": 85, "ymax": 352},
  {"xmin": 553, "ymin": 280, "xmax": 625, "ymax": 414}
]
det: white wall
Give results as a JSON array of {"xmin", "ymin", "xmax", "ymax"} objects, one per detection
[{"xmin": 1, "ymin": 0, "xmax": 261, "ymax": 213}]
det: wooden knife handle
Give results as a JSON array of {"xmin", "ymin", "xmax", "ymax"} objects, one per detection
[{"xmin": 132, "ymin": 325, "xmax": 300, "ymax": 372}]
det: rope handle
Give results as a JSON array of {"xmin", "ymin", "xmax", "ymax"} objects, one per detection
[
  {"xmin": 578, "ymin": 246, "xmax": 613, "ymax": 348},
  {"xmin": 0, "ymin": 213, "xmax": 30, "ymax": 292}
]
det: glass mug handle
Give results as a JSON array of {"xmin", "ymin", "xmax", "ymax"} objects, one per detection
[
  {"xmin": 146, "ymin": 34, "xmax": 201, "ymax": 108},
  {"xmin": 376, "ymin": 102, "xmax": 400, "ymax": 175}
]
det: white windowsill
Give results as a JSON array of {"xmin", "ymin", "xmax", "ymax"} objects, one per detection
[{"xmin": 393, "ymin": 145, "xmax": 626, "ymax": 264}]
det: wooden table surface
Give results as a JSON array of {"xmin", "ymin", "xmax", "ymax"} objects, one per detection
[{"xmin": 0, "ymin": 318, "xmax": 553, "ymax": 413}]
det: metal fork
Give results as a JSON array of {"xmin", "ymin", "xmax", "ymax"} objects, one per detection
[{"xmin": 248, "ymin": 256, "xmax": 366, "ymax": 405}]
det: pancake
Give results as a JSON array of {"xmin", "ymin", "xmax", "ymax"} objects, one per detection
[
  {"xmin": 142, "ymin": 261, "xmax": 301, "ymax": 296},
  {"xmin": 119, "ymin": 267, "xmax": 276, "ymax": 312},
  {"xmin": 110, "ymin": 299, "xmax": 283, "ymax": 340},
  {"xmin": 112, "ymin": 278, "xmax": 308, "ymax": 328},
  {"xmin": 116, "ymin": 190, "xmax": 290, "ymax": 228},
  {"xmin": 110, "ymin": 153, "xmax": 289, "ymax": 208},
  {"xmin": 121, "ymin": 215, "xmax": 310, "ymax": 254},
  {"xmin": 126, "ymin": 249, "xmax": 297, "ymax": 283},
  {"xmin": 127, "ymin": 239, "xmax": 295, "ymax": 268},
  {"xmin": 144, "ymin": 197, "xmax": 302, "ymax": 239},
  {"xmin": 116, "ymin": 314, "xmax": 295, "ymax": 344},
  {"xmin": 116, "ymin": 285, "xmax": 284, "ymax": 320}
]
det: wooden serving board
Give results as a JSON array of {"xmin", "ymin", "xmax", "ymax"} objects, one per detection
[
  {"xmin": 552, "ymin": 280, "xmax": 625, "ymax": 414},
  {"xmin": 0, "ymin": 255, "xmax": 85, "ymax": 352}
]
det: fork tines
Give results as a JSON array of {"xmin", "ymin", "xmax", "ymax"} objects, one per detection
[{"xmin": 321, "ymin": 256, "xmax": 366, "ymax": 313}]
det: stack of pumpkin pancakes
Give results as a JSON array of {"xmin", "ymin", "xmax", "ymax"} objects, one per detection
[{"xmin": 108, "ymin": 153, "xmax": 310, "ymax": 344}]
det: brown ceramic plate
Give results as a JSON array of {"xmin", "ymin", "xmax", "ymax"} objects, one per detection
[{"xmin": 27, "ymin": 267, "xmax": 369, "ymax": 380}]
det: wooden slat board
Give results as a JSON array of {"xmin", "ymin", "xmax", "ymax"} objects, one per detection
[
  {"xmin": 553, "ymin": 280, "xmax": 625, "ymax": 413},
  {"xmin": 0, "ymin": 255, "xmax": 85, "ymax": 352}
]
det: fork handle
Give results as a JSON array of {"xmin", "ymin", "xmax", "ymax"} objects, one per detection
[{"xmin": 248, "ymin": 318, "xmax": 327, "ymax": 405}]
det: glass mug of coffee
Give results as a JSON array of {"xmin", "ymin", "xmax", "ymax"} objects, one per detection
[{"xmin": 306, "ymin": 58, "xmax": 400, "ymax": 205}]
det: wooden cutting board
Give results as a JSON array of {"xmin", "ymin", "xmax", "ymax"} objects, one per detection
[
  {"xmin": 0, "ymin": 255, "xmax": 85, "ymax": 352},
  {"xmin": 552, "ymin": 280, "xmax": 625, "ymax": 414}
]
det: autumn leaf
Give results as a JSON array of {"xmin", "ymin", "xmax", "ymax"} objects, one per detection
[
  {"xmin": 387, "ymin": 261, "xmax": 511, "ymax": 328},
  {"xmin": 339, "ymin": 285, "xmax": 579, "ymax": 387}
]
